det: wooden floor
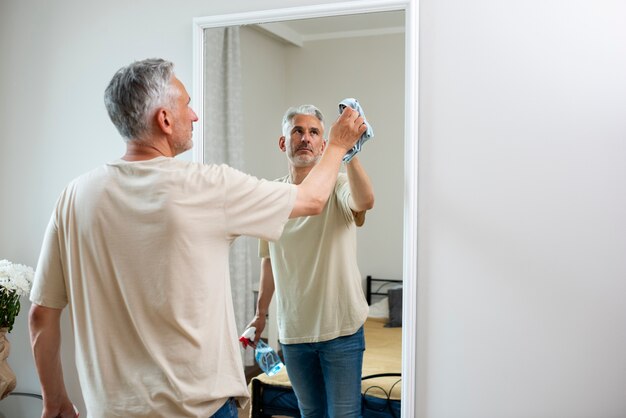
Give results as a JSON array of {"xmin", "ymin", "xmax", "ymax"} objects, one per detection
[{"xmin": 238, "ymin": 402, "xmax": 250, "ymax": 418}]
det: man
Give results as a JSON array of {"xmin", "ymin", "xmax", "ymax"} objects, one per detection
[
  {"xmin": 28, "ymin": 59, "xmax": 365, "ymax": 418},
  {"xmin": 247, "ymin": 104, "xmax": 374, "ymax": 417}
]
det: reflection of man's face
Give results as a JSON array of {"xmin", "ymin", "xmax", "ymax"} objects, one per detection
[
  {"xmin": 283, "ymin": 114, "xmax": 325, "ymax": 167},
  {"xmin": 168, "ymin": 77, "xmax": 199, "ymax": 155}
]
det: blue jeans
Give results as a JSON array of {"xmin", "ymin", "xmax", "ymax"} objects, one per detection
[
  {"xmin": 281, "ymin": 327, "xmax": 365, "ymax": 418},
  {"xmin": 210, "ymin": 398, "xmax": 238, "ymax": 418}
]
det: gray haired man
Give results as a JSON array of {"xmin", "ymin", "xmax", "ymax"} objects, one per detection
[
  {"xmin": 29, "ymin": 59, "xmax": 365, "ymax": 418},
  {"xmin": 248, "ymin": 104, "xmax": 375, "ymax": 417}
]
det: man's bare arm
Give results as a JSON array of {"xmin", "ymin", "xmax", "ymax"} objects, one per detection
[
  {"xmin": 246, "ymin": 257, "xmax": 275, "ymax": 345},
  {"xmin": 29, "ymin": 304, "xmax": 77, "ymax": 418},
  {"xmin": 346, "ymin": 156, "xmax": 375, "ymax": 212}
]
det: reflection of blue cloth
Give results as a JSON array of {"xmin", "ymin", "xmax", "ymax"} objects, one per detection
[{"xmin": 339, "ymin": 98, "xmax": 374, "ymax": 162}]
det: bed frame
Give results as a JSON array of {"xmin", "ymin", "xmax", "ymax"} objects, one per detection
[
  {"xmin": 249, "ymin": 276, "xmax": 402, "ymax": 418},
  {"xmin": 366, "ymin": 275, "xmax": 403, "ymax": 305}
]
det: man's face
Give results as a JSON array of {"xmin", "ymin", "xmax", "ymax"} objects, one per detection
[
  {"xmin": 168, "ymin": 77, "xmax": 199, "ymax": 155},
  {"xmin": 282, "ymin": 114, "xmax": 325, "ymax": 167}
]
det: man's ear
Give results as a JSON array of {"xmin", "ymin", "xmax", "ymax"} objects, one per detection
[
  {"xmin": 156, "ymin": 108, "xmax": 173, "ymax": 134},
  {"xmin": 278, "ymin": 136, "xmax": 287, "ymax": 152},
  {"xmin": 321, "ymin": 139, "xmax": 326, "ymax": 152}
]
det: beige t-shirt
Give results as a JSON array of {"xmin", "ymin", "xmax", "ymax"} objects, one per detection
[
  {"xmin": 259, "ymin": 173, "xmax": 369, "ymax": 344},
  {"xmin": 30, "ymin": 157, "xmax": 296, "ymax": 418}
]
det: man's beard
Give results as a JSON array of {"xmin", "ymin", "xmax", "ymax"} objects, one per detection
[{"xmin": 288, "ymin": 152, "xmax": 321, "ymax": 167}]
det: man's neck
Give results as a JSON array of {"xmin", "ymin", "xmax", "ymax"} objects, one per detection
[
  {"xmin": 122, "ymin": 138, "xmax": 173, "ymax": 161},
  {"xmin": 289, "ymin": 164, "xmax": 315, "ymax": 185}
]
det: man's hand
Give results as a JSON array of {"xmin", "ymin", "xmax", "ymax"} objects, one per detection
[
  {"xmin": 41, "ymin": 399, "xmax": 78, "ymax": 418},
  {"xmin": 327, "ymin": 107, "xmax": 366, "ymax": 152},
  {"xmin": 244, "ymin": 315, "xmax": 267, "ymax": 347}
]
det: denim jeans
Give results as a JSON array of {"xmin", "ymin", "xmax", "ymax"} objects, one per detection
[
  {"xmin": 210, "ymin": 398, "xmax": 238, "ymax": 418},
  {"xmin": 281, "ymin": 327, "xmax": 365, "ymax": 418}
]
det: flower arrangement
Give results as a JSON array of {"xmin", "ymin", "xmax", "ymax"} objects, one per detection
[{"xmin": 0, "ymin": 259, "xmax": 34, "ymax": 332}]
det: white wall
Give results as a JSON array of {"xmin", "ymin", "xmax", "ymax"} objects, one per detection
[
  {"xmin": 240, "ymin": 26, "xmax": 290, "ymax": 181},
  {"xmin": 418, "ymin": 0, "xmax": 626, "ymax": 417}
]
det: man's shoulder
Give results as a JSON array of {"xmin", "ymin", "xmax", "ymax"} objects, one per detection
[
  {"xmin": 275, "ymin": 174, "xmax": 290, "ymax": 183},
  {"xmin": 334, "ymin": 172, "xmax": 349, "ymax": 191},
  {"xmin": 337, "ymin": 172, "xmax": 348, "ymax": 182},
  {"xmin": 66, "ymin": 164, "xmax": 110, "ymax": 187}
]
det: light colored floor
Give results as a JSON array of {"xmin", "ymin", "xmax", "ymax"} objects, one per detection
[{"xmin": 238, "ymin": 403, "xmax": 249, "ymax": 418}]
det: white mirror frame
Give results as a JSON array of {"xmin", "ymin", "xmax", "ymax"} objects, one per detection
[{"xmin": 191, "ymin": 0, "xmax": 418, "ymax": 416}]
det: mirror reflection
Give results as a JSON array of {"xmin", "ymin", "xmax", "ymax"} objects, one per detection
[{"xmin": 203, "ymin": 11, "xmax": 405, "ymax": 416}]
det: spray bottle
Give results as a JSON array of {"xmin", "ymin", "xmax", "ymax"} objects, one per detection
[{"xmin": 239, "ymin": 327, "xmax": 284, "ymax": 377}]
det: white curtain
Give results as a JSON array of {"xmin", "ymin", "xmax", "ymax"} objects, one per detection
[{"xmin": 203, "ymin": 27, "xmax": 255, "ymax": 366}]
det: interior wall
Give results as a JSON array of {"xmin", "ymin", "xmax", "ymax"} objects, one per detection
[
  {"xmin": 418, "ymin": 1, "xmax": 626, "ymax": 417},
  {"xmin": 240, "ymin": 26, "xmax": 290, "ymax": 181}
]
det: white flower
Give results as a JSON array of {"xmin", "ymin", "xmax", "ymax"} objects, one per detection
[{"xmin": 0, "ymin": 259, "xmax": 35, "ymax": 296}]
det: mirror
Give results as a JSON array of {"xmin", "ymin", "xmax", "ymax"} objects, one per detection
[{"xmin": 192, "ymin": 2, "xmax": 417, "ymax": 416}]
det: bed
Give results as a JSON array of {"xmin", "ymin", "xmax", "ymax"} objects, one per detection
[{"xmin": 249, "ymin": 276, "xmax": 402, "ymax": 418}]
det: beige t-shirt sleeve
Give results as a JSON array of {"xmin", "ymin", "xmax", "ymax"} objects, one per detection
[
  {"xmin": 335, "ymin": 173, "xmax": 360, "ymax": 227},
  {"xmin": 223, "ymin": 166, "xmax": 297, "ymax": 241},
  {"xmin": 258, "ymin": 239, "xmax": 270, "ymax": 258},
  {"xmin": 30, "ymin": 213, "xmax": 68, "ymax": 309}
]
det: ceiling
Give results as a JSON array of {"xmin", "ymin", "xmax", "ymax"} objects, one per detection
[
  {"xmin": 252, "ymin": 10, "xmax": 405, "ymax": 46},
  {"xmin": 281, "ymin": 10, "xmax": 404, "ymax": 37}
]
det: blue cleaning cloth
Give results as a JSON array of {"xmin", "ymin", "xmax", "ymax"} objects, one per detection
[{"xmin": 338, "ymin": 98, "xmax": 374, "ymax": 162}]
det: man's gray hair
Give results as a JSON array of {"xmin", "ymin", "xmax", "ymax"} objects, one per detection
[
  {"xmin": 104, "ymin": 58, "xmax": 177, "ymax": 141},
  {"xmin": 281, "ymin": 104, "xmax": 325, "ymax": 139}
]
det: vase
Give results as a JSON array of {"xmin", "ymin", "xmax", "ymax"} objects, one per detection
[{"xmin": 0, "ymin": 327, "xmax": 16, "ymax": 399}]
